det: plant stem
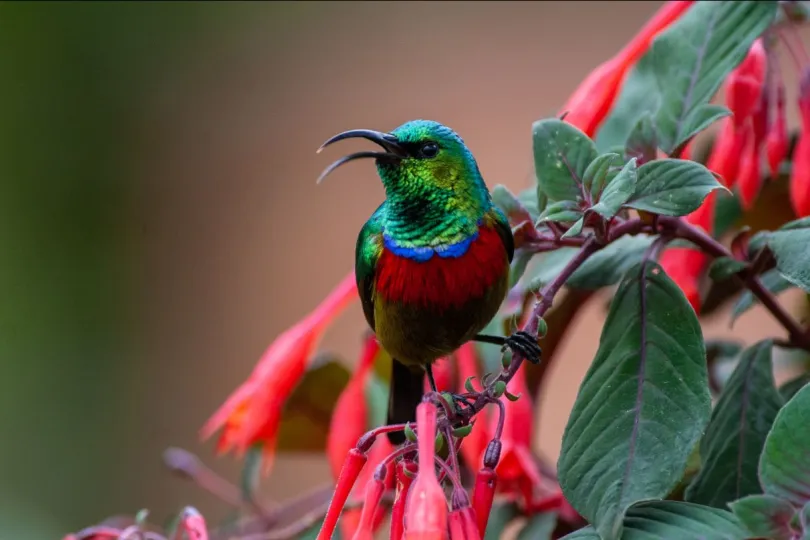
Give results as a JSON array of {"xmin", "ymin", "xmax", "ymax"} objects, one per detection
[{"xmin": 659, "ymin": 216, "xmax": 810, "ymax": 350}]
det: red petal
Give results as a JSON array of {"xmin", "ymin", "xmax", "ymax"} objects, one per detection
[
  {"xmin": 790, "ymin": 132, "xmax": 810, "ymax": 218},
  {"xmin": 561, "ymin": 1, "xmax": 694, "ymax": 136},
  {"xmin": 766, "ymin": 85, "xmax": 789, "ymax": 178},
  {"xmin": 738, "ymin": 124, "xmax": 763, "ymax": 210},
  {"xmin": 660, "ymin": 248, "xmax": 705, "ymax": 314},
  {"xmin": 201, "ymin": 273, "xmax": 358, "ymax": 471},
  {"xmin": 707, "ymin": 117, "xmax": 747, "ymax": 188},
  {"xmin": 726, "ymin": 39, "xmax": 767, "ymax": 127},
  {"xmin": 327, "ymin": 335, "xmax": 380, "ymax": 480}
]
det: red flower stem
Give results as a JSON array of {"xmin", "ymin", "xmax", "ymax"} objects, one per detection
[
  {"xmin": 441, "ymin": 425, "xmax": 462, "ymax": 480},
  {"xmin": 433, "ymin": 454, "xmax": 465, "ymax": 492},
  {"xmin": 316, "ymin": 448, "xmax": 368, "ymax": 540},
  {"xmin": 491, "ymin": 398, "xmax": 506, "ymax": 440}
]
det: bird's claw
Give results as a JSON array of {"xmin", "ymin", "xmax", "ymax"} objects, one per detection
[{"xmin": 502, "ymin": 331, "xmax": 542, "ymax": 364}]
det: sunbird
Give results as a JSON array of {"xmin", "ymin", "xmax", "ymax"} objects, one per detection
[{"xmin": 317, "ymin": 120, "xmax": 542, "ymax": 443}]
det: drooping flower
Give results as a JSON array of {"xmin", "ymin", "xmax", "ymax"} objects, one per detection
[
  {"xmin": 790, "ymin": 68, "xmax": 810, "ymax": 217},
  {"xmin": 561, "ymin": 1, "xmax": 695, "ymax": 136},
  {"xmin": 201, "ymin": 273, "xmax": 358, "ymax": 473},
  {"xmin": 326, "ymin": 334, "xmax": 395, "ymax": 539},
  {"xmin": 404, "ymin": 402, "xmax": 449, "ymax": 540},
  {"xmin": 726, "ymin": 39, "xmax": 767, "ymax": 130},
  {"xmin": 766, "ymin": 83, "xmax": 789, "ymax": 177}
]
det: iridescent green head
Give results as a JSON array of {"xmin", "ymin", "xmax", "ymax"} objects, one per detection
[{"xmin": 317, "ymin": 120, "xmax": 492, "ymax": 244}]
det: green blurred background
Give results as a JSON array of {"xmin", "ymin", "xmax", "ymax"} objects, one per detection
[{"xmin": 1, "ymin": 2, "xmax": 806, "ymax": 538}]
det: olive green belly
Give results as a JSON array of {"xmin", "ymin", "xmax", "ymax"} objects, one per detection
[{"xmin": 373, "ymin": 271, "xmax": 509, "ymax": 369}]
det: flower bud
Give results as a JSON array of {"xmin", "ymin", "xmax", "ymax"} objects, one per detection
[{"xmin": 404, "ymin": 402, "xmax": 449, "ymax": 540}]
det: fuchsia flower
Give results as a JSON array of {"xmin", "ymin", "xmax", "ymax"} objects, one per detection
[
  {"xmin": 561, "ymin": 1, "xmax": 694, "ymax": 136},
  {"xmin": 326, "ymin": 334, "xmax": 395, "ymax": 539},
  {"xmin": 200, "ymin": 273, "xmax": 358, "ymax": 473},
  {"xmin": 404, "ymin": 402, "xmax": 449, "ymax": 540},
  {"xmin": 790, "ymin": 68, "xmax": 810, "ymax": 217}
]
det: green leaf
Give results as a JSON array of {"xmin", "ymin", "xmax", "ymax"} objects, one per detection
[
  {"xmin": 538, "ymin": 199, "xmax": 580, "ymax": 220},
  {"xmin": 558, "ymin": 262, "xmax": 711, "ymax": 540},
  {"xmin": 731, "ymin": 269, "xmax": 794, "ymax": 324},
  {"xmin": 516, "ymin": 512, "xmax": 557, "ymax": 540},
  {"xmin": 595, "ymin": 0, "xmax": 778, "ymax": 153},
  {"xmin": 760, "ymin": 383, "xmax": 810, "ymax": 506},
  {"xmin": 541, "ymin": 210, "xmax": 583, "ymax": 224},
  {"xmin": 277, "ymin": 355, "xmax": 351, "ymax": 451},
  {"xmin": 765, "ymin": 217, "xmax": 810, "ymax": 293},
  {"xmin": 714, "ymin": 191, "xmax": 743, "ymax": 238},
  {"xmin": 779, "ymin": 373, "xmax": 810, "ymax": 402},
  {"xmin": 484, "ymin": 501, "xmax": 519, "ymax": 540},
  {"xmin": 625, "ymin": 113, "xmax": 657, "ymax": 165},
  {"xmin": 518, "ymin": 186, "xmax": 542, "ymax": 221},
  {"xmin": 560, "ymin": 501, "xmax": 749, "ymax": 540},
  {"xmin": 561, "ymin": 217, "xmax": 585, "ymax": 239},
  {"xmin": 708, "ymin": 257, "xmax": 747, "ymax": 282},
  {"xmin": 801, "ymin": 500, "xmax": 810, "ymax": 539},
  {"xmin": 664, "ymin": 104, "xmax": 730, "ymax": 156},
  {"xmin": 685, "ymin": 340, "xmax": 782, "ymax": 508},
  {"xmin": 529, "ymin": 235, "xmax": 656, "ymax": 291},
  {"xmin": 729, "ymin": 494, "xmax": 797, "ymax": 540},
  {"xmin": 364, "ymin": 372, "xmax": 388, "ymax": 429},
  {"xmin": 583, "ymin": 152, "xmax": 622, "ymax": 201},
  {"xmin": 624, "ymin": 159, "xmax": 727, "ymax": 217},
  {"xmin": 533, "ymin": 118, "xmax": 597, "ymax": 202},
  {"xmin": 591, "ymin": 158, "xmax": 638, "ymax": 219},
  {"xmin": 492, "ymin": 184, "xmax": 533, "ymax": 226}
]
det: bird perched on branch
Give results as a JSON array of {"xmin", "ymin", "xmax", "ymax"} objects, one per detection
[{"xmin": 317, "ymin": 120, "xmax": 541, "ymax": 444}]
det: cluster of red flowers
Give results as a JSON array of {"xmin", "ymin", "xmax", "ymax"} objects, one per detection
[{"xmin": 197, "ymin": 2, "xmax": 810, "ymax": 538}]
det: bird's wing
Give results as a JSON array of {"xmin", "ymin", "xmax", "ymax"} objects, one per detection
[
  {"xmin": 355, "ymin": 202, "xmax": 386, "ymax": 331},
  {"xmin": 489, "ymin": 206, "xmax": 514, "ymax": 263}
]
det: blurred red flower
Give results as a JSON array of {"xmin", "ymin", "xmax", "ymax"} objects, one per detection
[{"xmin": 200, "ymin": 272, "xmax": 358, "ymax": 473}]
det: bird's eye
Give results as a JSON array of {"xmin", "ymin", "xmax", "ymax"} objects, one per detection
[{"xmin": 419, "ymin": 142, "xmax": 439, "ymax": 158}]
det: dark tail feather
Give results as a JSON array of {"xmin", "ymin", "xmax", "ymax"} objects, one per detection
[{"xmin": 387, "ymin": 359, "xmax": 425, "ymax": 444}]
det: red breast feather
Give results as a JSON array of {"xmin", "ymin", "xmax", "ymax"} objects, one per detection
[{"xmin": 375, "ymin": 225, "xmax": 509, "ymax": 310}]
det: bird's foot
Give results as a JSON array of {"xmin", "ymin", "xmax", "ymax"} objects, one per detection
[{"xmin": 503, "ymin": 331, "xmax": 542, "ymax": 365}]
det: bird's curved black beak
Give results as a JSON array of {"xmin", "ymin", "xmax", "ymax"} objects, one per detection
[{"xmin": 316, "ymin": 129, "xmax": 407, "ymax": 184}]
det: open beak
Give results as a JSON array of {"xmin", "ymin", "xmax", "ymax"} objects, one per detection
[{"xmin": 315, "ymin": 129, "xmax": 407, "ymax": 183}]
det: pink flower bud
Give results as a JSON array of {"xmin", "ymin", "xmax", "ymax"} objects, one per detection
[{"xmin": 404, "ymin": 402, "xmax": 448, "ymax": 540}]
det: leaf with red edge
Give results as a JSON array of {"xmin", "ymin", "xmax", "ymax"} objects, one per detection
[{"xmin": 730, "ymin": 494, "xmax": 797, "ymax": 540}]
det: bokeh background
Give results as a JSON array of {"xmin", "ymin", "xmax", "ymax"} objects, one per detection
[{"xmin": 1, "ymin": 2, "xmax": 807, "ymax": 538}]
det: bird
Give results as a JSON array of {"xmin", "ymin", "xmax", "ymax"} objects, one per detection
[{"xmin": 317, "ymin": 120, "xmax": 542, "ymax": 444}]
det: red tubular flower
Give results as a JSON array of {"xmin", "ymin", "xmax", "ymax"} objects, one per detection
[
  {"xmin": 391, "ymin": 459, "xmax": 418, "ymax": 540},
  {"xmin": 448, "ymin": 490, "xmax": 481, "ymax": 540},
  {"xmin": 456, "ymin": 344, "xmax": 491, "ymax": 470},
  {"xmin": 318, "ymin": 447, "xmax": 369, "ymax": 540},
  {"xmin": 327, "ymin": 334, "xmax": 381, "ymax": 482},
  {"xmin": 492, "ymin": 366, "xmax": 547, "ymax": 510},
  {"xmin": 200, "ymin": 273, "xmax": 357, "ymax": 473},
  {"xmin": 726, "ymin": 39, "xmax": 767, "ymax": 129},
  {"xmin": 791, "ymin": 68, "xmax": 810, "ymax": 217},
  {"xmin": 738, "ymin": 124, "xmax": 763, "ymax": 210},
  {"xmin": 659, "ymin": 247, "xmax": 704, "ymax": 313},
  {"xmin": 707, "ymin": 117, "xmax": 747, "ymax": 188},
  {"xmin": 324, "ymin": 334, "xmax": 395, "ymax": 538},
  {"xmin": 790, "ymin": 132, "xmax": 810, "ymax": 217},
  {"xmin": 561, "ymin": 1, "xmax": 694, "ymax": 136},
  {"xmin": 425, "ymin": 357, "xmax": 454, "ymax": 393},
  {"xmin": 404, "ymin": 402, "xmax": 449, "ymax": 540},
  {"xmin": 351, "ymin": 468, "xmax": 388, "ymax": 540},
  {"xmin": 766, "ymin": 84, "xmax": 789, "ymax": 177},
  {"xmin": 180, "ymin": 507, "xmax": 208, "ymax": 540},
  {"xmin": 471, "ymin": 465, "xmax": 498, "ymax": 537}
]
